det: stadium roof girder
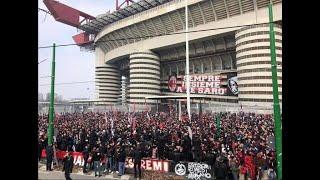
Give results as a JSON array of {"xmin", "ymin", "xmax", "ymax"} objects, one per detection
[
  {"xmin": 102, "ymin": 16, "xmax": 114, "ymax": 23},
  {"xmin": 142, "ymin": 0, "xmax": 155, "ymax": 7},
  {"xmin": 136, "ymin": 1, "xmax": 149, "ymax": 11},
  {"xmin": 79, "ymin": 0, "xmax": 173, "ymax": 32},
  {"xmin": 120, "ymin": 8, "xmax": 133, "ymax": 16}
]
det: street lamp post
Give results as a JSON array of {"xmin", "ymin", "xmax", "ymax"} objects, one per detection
[
  {"xmin": 268, "ymin": 4, "xmax": 282, "ymax": 180},
  {"xmin": 48, "ymin": 43, "xmax": 56, "ymax": 146}
]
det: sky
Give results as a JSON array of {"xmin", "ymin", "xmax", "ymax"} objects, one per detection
[{"xmin": 38, "ymin": 0, "xmax": 115, "ymax": 100}]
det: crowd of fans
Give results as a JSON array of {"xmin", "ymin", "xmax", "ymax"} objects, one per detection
[{"xmin": 38, "ymin": 109, "xmax": 277, "ymax": 180}]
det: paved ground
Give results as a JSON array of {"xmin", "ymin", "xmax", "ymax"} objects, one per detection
[
  {"xmin": 38, "ymin": 162, "xmax": 134, "ymax": 180},
  {"xmin": 38, "ymin": 170, "xmax": 134, "ymax": 180}
]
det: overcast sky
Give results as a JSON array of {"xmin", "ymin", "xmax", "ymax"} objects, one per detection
[{"xmin": 38, "ymin": 0, "xmax": 114, "ymax": 100}]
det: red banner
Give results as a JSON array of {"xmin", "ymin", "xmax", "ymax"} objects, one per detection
[
  {"xmin": 41, "ymin": 150, "xmax": 170, "ymax": 173},
  {"xmin": 41, "ymin": 149, "xmax": 85, "ymax": 166}
]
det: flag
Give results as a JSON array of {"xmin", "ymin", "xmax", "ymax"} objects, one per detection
[
  {"xmin": 128, "ymin": 112, "xmax": 131, "ymax": 124},
  {"xmin": 105, "ymin": 112, "xmax": 107, "ymax": 124},
  {"xmin": 111, "ymin": 117, "xmax": 114, "ymax": 130},
  {"xmin": 187, "ymin": 126, "xmax": 192, "ymax": 140},
  {"xmin": 147, "ymin": 111, "xmax": 151, "ymax": 122},
  {"xmin": 132, "ymin": 116, "xmax": 136, "ymax": 131},
  {"xmin": 144, "ymin": 98, "xmax": 148, "ymax": 112}
]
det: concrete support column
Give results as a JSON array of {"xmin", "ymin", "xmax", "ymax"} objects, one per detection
[
  {"xmin": 129, "ymin": 50, "xmax": 161, "ymax": 108},
  {"xmin": 95, "ymin": 47, "xmax": 121, "ymax": 104},
  {"xmin": 235, "ymin": 24, "xmax": 282, "ymax": 108},
  {"xmin": 95, "ymin": 64, "xmax": 121, "ymax": 104}
]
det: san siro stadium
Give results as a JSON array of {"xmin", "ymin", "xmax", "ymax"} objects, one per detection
[{"xmin": 44, "ymin": 0, "xmax": 282, "ymax": 113}]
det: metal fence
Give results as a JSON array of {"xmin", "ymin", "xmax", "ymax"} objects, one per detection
[{"xmin": 39, "ymin": 102, "xmax": 281, "ymax": 115}]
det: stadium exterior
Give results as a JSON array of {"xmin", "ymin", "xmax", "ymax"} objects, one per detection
[{"xmin": 79, "ymin": 0, "xmax": 282, "ymax": 112}]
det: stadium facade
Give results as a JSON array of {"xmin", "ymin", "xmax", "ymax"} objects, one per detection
[{"xmin": 78, "ymin": 0, "xmax": 282, "ymax": 111}]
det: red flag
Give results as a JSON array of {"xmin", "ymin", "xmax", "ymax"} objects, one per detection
[
  {"xmin": 132, "ymin": 116, "xmax": 136, "ymax": 131},
  {"xmin": 159, "ymin": 122, "xmax": 164, "ymax": 129}
]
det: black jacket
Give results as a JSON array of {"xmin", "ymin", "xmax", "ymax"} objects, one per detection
[
  {"xmin": 182, "ymin": 136, "xmax": 192, "ymax": 152},
  {"xmin": 118, "ymin": 149, "xmax": 126, "ymax": 162},
  {"xmin": 46, "ymin": 146, "xmax": 54, "ymax": 160},
  {"xmin": 63, "ymin": 155, "xmax": 74, "ymax": 173},
  {"xmin": 133, "ymin": 149, "xmax": 143, "ymax": 163},
  {"xmin": 92, "ymin": 151, "xmax": 102, "ymax": 161},
  {"xmin": 214, "ymin": 161, "xmax": 227, "ymax": 179},
  {"xmin": 82, "ymin": 149, "xmax": 89, "ymax": 160}
]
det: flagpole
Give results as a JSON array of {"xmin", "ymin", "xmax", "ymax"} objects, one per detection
[{"xmin": 185, "ymin": 0, "xmax": 191, "ymax": 122}]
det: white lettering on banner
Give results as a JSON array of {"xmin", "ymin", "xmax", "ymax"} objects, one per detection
[
  {"xmin": 176, "ymin": 87, "xmax": 183, "ymax": 93},
  {"xmin": 187, "ymin": 162, "xmax": 211, "ymax": 179},
  {"xmin": 193, "ymin": 76, "xmax": 201, "ymax": 81},
  {"xmin": 190, "ymin": 88, "xmax": 195, "ymax": 93},
  {"xmin": 212, "ymin": 88, "xmax": 218, "ymax": 94},
  {"xmin": 153, "ymin": 161, "xmax": 162, "ymax": 171},
  {"xmin": 204, "ymin": 88, "xmax": 210, "ymax": 94},
  {"xmin": 169, "ymin": 75, "xmax": 232, "ymax": 96},
  {"xmin": 219, "ymin": 88, "xmax": 226, "ymax": 95},
  {"xmin": 202, "ymin": 76, "xmax": 208, "ymax": 81},
  {"xmin": 206, "ymin": 82, "xmax": 214, "ymax": 88},
  {"xmin": 163, "ymin": 162, "xmax": 169, "ymax": 172},
  {"xmin": 125, "ymin": 158, "xmax": 169, "ymax": 172},
  {"xmin": 146, "ymin": 160, "xmax": 152, "ymax": 171},
  {"xmin": 208, "ymin": 76, "xmax": 214, "ymax": 82},
  {"xmin": 70, "ymin": 155, "xmax": 84, "ymax": 166},
  {"xmin": 76, "ymin": 156, "xmax": 84, "ymax": 166},
  {"xmin": 127, "ymin": 158, "xmax": 134, "ymax": 168},
  {"xmin": 141, "ymin": 160, "xmax": 146, "ymax": 169}
]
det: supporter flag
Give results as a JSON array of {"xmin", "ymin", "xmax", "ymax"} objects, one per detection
[
  {"xmin": 105, "ymin": 112, "xmax": 107, "ymax": 125},
  {"xmin": 187, "ymin": 126, "xmax": 192, "ymax": 140},
  {"xmin": 128, "ymin": 112, "xmax": 131, "ymax": 124},
  {"xmin": 132, "ymin": 116, "xmax": 136, "ymax": 131},
  {"xmin": 147, "ymin": 111, "xmax": 151, "ymax": 122},
  {"xmin": 111, "ymin": 116, "xmax": 114, "ymax": 130},
  {"xmin": 144, "ymin": 99, "xmax": 148, "ymax": 112}
]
